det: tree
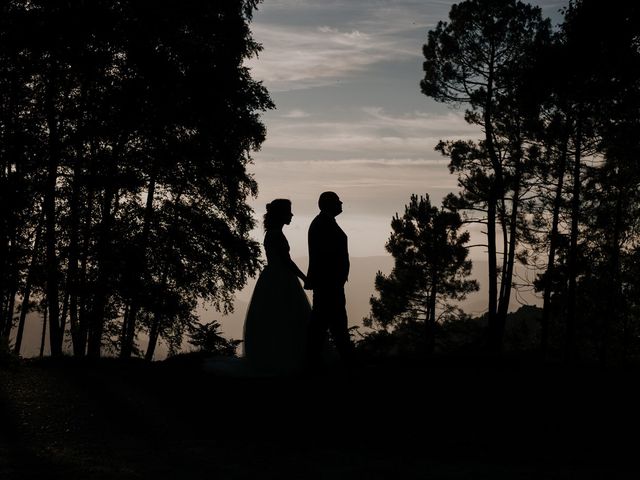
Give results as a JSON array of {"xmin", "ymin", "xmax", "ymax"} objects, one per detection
[
  {"xmin": 0, "ymin": 0, "xmax": 272, "ymax": 358},
  {"xmin": 0, "ymin": 0, "xmax": 47, "ymax": 351},
  {"xmin": 577, "ymin": 1, "xmax": 640, "ymax": 363},
  {"xmin": 421, "ymin": 0, "xmax": 551, "ymax": 352},
  {"xmin": 521, "ymin": 0, "xmax": 640, "ymax": 361},
  {"xmin": 365, "ymin": 194, "xmax": 478, "ymax": 355},
  {"xmin": 110, "ymin": 0, "xmax": 271, "ymax": 359},
  {"xmin": 187, "ymin": 320, "xmax": 241, "ymax": 357}
]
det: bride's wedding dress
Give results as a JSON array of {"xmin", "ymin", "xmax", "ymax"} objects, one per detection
[
  {"xmin": 243, "ymin": 230, "xmax": 310, "ymax": 375},
  {"xmin": 203, "ymin": 230, "xmax": 310, "ymax": 377}
]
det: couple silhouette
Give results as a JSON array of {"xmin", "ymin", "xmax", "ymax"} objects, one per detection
[{"xmin": 241, "ymin": 191, "xmax": 355, "ymax": 375}]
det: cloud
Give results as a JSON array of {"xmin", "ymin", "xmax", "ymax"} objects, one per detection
[
  {"xmin": 244, "ymin": 0, "xmax": 569, "ymax": 260},
  {"xmin": 281, "ymin": 109, "xmax": 310, "ymax": 118},
  {"xmin": 248, "ymin": 0, "xmax": 567, "ymax": 92},
  {"xmin": 250, "ymin": 157, "xmax": 457, "ymax": 216},
  {"xmin": 247, "ymin": 155, "xmax": 459, "ymax": 257},
  {"xmin": 259, "ymin": 108, "xmax": 480, "ymax": 159},
  {"xmin": 248, "ymin": 108, "xmax": 481, "ymax": 256},
  {"xmin": 247, "ymin": 22, "xmax": 422, "ymax": 91},
  {"xmin": 318, "ymin": 26, "xmax": 338, "ymax": 34}
]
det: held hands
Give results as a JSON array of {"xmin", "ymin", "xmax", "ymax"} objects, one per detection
[{"xmin": 302, "ymin": 275, "xmax": 313, "ymax": 290}]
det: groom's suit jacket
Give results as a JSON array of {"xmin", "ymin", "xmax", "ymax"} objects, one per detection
[{"xmin": 305, "ymin": 212, "xmax": 349, "ymax": 290}]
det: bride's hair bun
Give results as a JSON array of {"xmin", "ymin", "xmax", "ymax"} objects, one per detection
[{"xmin": 263, "ymin": 198, "xmax": 291, "ymax": 231}]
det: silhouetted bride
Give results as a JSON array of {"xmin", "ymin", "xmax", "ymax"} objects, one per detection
[{"xmin": 242, "ymin": 199, "xmax": 310, "ymax": 374}]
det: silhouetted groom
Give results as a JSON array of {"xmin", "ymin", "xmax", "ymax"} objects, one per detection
[{"xmin": 305, "ymin": 191, "xmax": 355, "ymax": 369}]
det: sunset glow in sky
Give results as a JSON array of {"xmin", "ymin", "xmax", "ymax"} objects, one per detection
[
  {"xmin": 245, "ymin": 0, "xmax": 566, "ymax": 259},
  {"xmin": 13, "ymin": 0, "xmax": 570, "ymax": 357}
]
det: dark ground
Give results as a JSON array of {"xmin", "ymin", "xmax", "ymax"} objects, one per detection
[{"xmin": 1, "ymin": 355, "xmax": 639, "ymax": 479}]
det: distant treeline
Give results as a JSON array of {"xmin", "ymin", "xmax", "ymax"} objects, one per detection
[
  {"xmin": 0, "ymin": 0, "xmax": 272, "ymax": 359},
  {"xmin": 365, "ymin": 0, "xmax": 640, "ymax": 363}
]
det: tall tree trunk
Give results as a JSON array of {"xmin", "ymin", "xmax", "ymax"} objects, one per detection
[
  {"xmin": 0, "ymin": 162, "xmax": 7, "ymax": 339},
  {"xmin": 2, "ymin": 187, "xmax": 19, "ymax": 341},
  {"xmin": 14, "ymin": 216, "xmax": 44, "ymax": 355},
  {"xmin": 119, "ymin": 304, "xmax": 131, "ymax": 354},
  {"xmin": 4, "ymin": 289, "xmax": 17, "ymax": 339},
  {"xmin": 565, "ymin": 119, "xmax": 582, "ymax": 362},
  {"xmin": 87, "ymin": 186, "xmax": 115, "ymax": 358},
  {"xmin": 0, "ymin": 117, "xmax": 14, "ymax": 344},
  {"xmin": 122, "ymin": 172, "xmax": 157, "ymax": 358},
  {"xmin": 39, "ymin": 303, "xmax": 48, "ymax": 358},
  {"xmin": 145, "ymin": 310, "xmax": 163, "ymax": 362},
  {"xmin": 498, "ymin": 207, "xmax": 509, "ymax": 309},
  {"xmin": 497, "ymin": 145, "xmax": 524, "ymax": 339},
  {"xmin": 0, "ymin": 225, "xmax": 9, "ymax": 342},
  {"xmin": 66, "ymin": 160, "xmax": 81, "ymax": 355},
  {"xmin": 0, "ymin": 295, "xmax": 8, "ymax": 342},
  {"xmin": 482, "ymin": 50, "xmax": 505, "ymax": 353},
  {"xmin": 0, "ymin": 283, "xmax": 5, "ymax": 342},
  {"xmin": 58, "ymin": 289, "xmax": 70, "ymax": 351},
  {"xmin": 540, "ymin": 136, "xmax": 569, "ymax": 354},
  {"xmin": 44, "ymin": 74, "xmax": 62, "ymax": 357},
  {"xmin": 76, "ymin": 160, "xmax": 96, "ymax": 357},
  {"xmin": 496, "ymin": 198, "xmax": 509, "ymax": 350},
  {"xmin": 145, "ymin": 260, "xmax": 170, "ymax": 362},
  {"xmin": 87, "ymin": 137, "xmax": 127, "ymax": 358},
  {"xmin": 425, "ymin": 277, "xmax": 438, "ymax": 357},
  {"xmin": 602, "ymin": 179, "xmax": 623, "ymax": 364},
  {"xmin": 486, "ymin": 192, "xmax": 500, "ymax": 351}
]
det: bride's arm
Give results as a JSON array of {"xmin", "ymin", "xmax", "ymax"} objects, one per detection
[
  {"xmin": 277, "ymin": 232, "xmax": 307, "ymax": 282},
  {"xmin": 288, "ymin": 258, "xmax": 307, "ymax": 282}
]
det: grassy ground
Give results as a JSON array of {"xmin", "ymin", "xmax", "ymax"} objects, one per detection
[{"xmin": 1, "ymin": 354, "xmax": 639, "ymax": 479}]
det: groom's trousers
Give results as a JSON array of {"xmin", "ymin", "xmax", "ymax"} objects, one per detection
[{"xmin": 308, "ymin": 287, "xmax": 354, "ymax": 367}]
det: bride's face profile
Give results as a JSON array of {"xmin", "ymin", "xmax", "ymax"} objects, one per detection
[
  {"xmin": 265, "ymin": 199, "xmax": 293, "ymax": 231},
  {"xmin": 283, "ymin": 207, "xmax": 293, "ymax": 226}
]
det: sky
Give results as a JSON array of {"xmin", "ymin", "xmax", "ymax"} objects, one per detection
[
  {"xmin": 15, "ymin": 0, "xmax": 569, "ymax": 357},
  {"xmin": 244, "ymin": 0, "xmax": 568, "ymax": 260}
]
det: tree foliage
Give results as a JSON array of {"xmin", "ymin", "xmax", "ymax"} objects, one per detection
[
  {"xmin": 420, "ymin": 0, "xmax": 640, "ymax": 363},
  {"xmin": 187, "ymin": 320, "xmax": 242, "ymax": 357},
  {"xmin": 0, "ymin": 0, "xmax": 272, "ymax": 358},
  {"xmin": 422, "ymin": 0, "xmax": 551, "ymax": 352},
  {"xmin": 365, "ymin": 194, "xmax": 478, "ymax": 355},
  {"xmin": 522, "ymin": 0, "xmax": 640, "ymax": 362}
]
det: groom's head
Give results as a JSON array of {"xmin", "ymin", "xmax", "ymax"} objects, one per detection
[{"xmin": 319, "ymin": 191, "xmax": 343, "ymax": 217}]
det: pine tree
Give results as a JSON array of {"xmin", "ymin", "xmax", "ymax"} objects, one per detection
[{"xmin": 366, "ymin": 194, "xmax": 478, "ymax": 355}]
